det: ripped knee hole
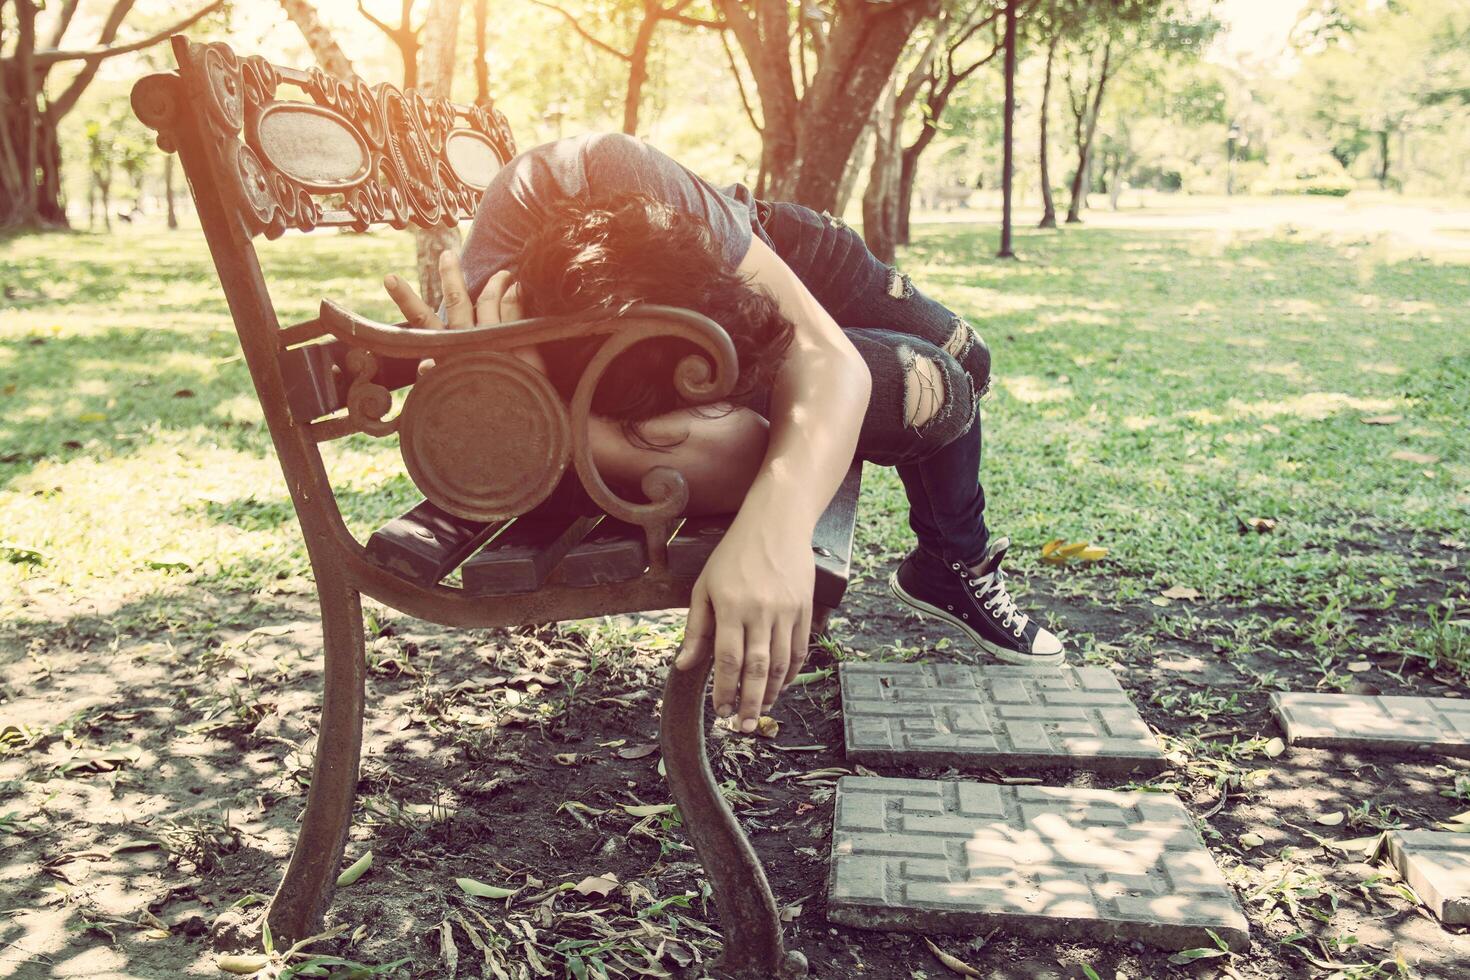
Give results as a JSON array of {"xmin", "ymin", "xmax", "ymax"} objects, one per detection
[{"xmin": 903, "ymin": 355, "xmax": 947, "ymax": 430}]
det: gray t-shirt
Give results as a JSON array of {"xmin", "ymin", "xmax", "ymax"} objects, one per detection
[{"xmin": 460, "ymin": 132, "xmax": 757, "ymax": 300}]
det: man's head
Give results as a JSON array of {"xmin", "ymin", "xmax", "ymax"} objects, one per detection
[{"xmin": 512, "ymin": 191, "xmax": 794, "ymax": 421}]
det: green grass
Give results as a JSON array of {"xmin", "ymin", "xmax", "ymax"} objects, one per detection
[{"xmin": 2, "ymin": 221, "xmax": 1467, "ymax": 662}]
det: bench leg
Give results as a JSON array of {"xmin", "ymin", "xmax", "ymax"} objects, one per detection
[
  {"xmin": 266, "ymin": 577, "xmax": 366, "ymax": 944},
  {"xmin": 660, "ymin": 647, "xmax": 807, "ymax": 979}
]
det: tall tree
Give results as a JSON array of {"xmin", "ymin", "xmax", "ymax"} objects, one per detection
[
  {"xmin": 996, "ymin": 0, "xmax": 1017, "ymax": 257},
  {"xmin": 861, "ymin": 13, "xmax": 947, "ymax": 262},
  {"xmin": 717, "ymin": 0, "xmax": 941, "ymax": 210},
  {"xmin": 358, "ymin": 0, "xmax": 424, "ymax": 88},
  {"xmin": 280, "ymin": 0, "xmax": 357, "ymax": 79},
  {"xmin": 529, "ymin": 0, "xmax": 718, "ymax": 135},
  {"xmin": 1036, "ymin": 30, "xmax": 1060, "ymax": 227},
  {"xmin": 894, "ymin": 0, "xmax": 1005, "ymax": 245},
  {"xmin": 413, "ymin": 0, "xmax": 464, "ymax": 309},
  {"xmin": 0, "ymin": 0, "xmax": 226, "ymax": 230}
]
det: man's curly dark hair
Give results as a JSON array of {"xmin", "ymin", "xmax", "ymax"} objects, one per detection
[{"xmin": 512, "ymin": 191, "xmax": 794, "ymax": 423}]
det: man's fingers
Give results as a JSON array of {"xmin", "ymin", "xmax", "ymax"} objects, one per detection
[
  {"xmin": 500, "ymin": 281, "xmax": 524, "ymax": 322},
  {"xmin": 710, "ymin": 618, "xmax": 744, "ymax": 721},
  {"xmin": 439, "ymin": 250, "xmax": 472, "ymax": 328},
  {"xmin": 762, "ymin": 618, "xmax": 792, "ymax": 712},
  {"xmin": 736, "ymin": 628, "xmax": 771, "ymax": 732},
  {"xmin": 787, "ymin": 606, "xmax": 813, "ymax": 685},
  {"xmin": 383, "ymin": 273, "xmax": 443, "ymax": 330},
  {"xmin": 676, "ymin": 587, "xmax": 713, "ymax": 671},
  {"xmin": 476, "ymin": 269, "xmax": 512, "ymax": 326}
]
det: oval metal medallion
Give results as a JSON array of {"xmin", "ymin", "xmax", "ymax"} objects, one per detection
[
  {"xmin": 249, "ymin": 102, "xmax": 371, "ymax": 193},
  {"xmin": 398, "ymin": 354, "xmax": 571, "ymax": 522},
  {"xmin": 444, "ymin": 128, "xmax": 502, "ymax": 190}
]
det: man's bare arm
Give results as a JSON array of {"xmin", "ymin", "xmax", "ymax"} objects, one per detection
[{"xmin": 675, "ymin": 233, "xmax": 871, "ymax": 729}]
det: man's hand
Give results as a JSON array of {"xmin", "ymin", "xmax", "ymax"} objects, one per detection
[
  {"xmin": 383, "ymin": 251, "xmax": 523, "ymax": 330},
  {"xmin": 674, "ymin": 521, "xmax": 814, "ymax": 732},
  {"xmin": 383, "ymin": 252, "xmax": 544, "ymax": 374}
]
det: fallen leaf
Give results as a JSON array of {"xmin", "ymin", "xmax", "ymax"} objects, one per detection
[
  {"xmin": 77, "ymin": 411, "xmax": 107, "ymax": 423},
  {"xmin": 780, "ymin": 904, "xmax": 803, "ymax": 922},
  {"xmin": 1151, "ymin": 597, "xmax": 1172, "ymax": 606},
  {"xmin": 173, "ymin": 388, "xmax": 196, "ymax": 399},
  {"xmin": 1041, "ymin": 538, "xmax": 1066, "ymax": 558},
  {"xmin": 217, "ymin": 954, "xmax": 271, "ymax": 974},
  {"xmin": 573, "ymin": 873, "xmax": 619, "ymax": 897},
  {"xmin": 1389, "ymin": 450, "xmax": 1439, "ymax": 464},
  {"xmin": 1263, "ymin": 737, "xmax": 1286, "ymax": 759},
  {"xmin": 621, "ymin": 803, "xmax": 677, "ymax": 818},
  {"xmin": 1168, "ymin": 947, "xmax": 1230, "ymax": 965},
  {"xmin": 456, "ymin": 877, "xmax": 519, "ymax": 899},
  {"xmin": 1315, "ymin": 811, "xmax": 1345, "ymax": 826},
  {"xmin": 1161, "ymin": 585, "xmax": 1201, "ymax": 600},
  {"xmin": 1359, "ymin": 414, "xmax": 1402, "ymax": 425},
  {"xmin": 923, "ymin": 937, "xmax": 983, "ymax": 977},
  {"xmin": 755, "ymin": 715, "xmax": 780, "ymax": 738},
  {"xmin": 1074, "ymin": 545, "xmax": 1108, "ymax": 561},
  {"xmin": 1239, "ymin": 516, "xmax": 1277, "ymax": 533},
  {"xmin": 336, "ymin": 850, "xmax": 373, "ymax": 887},
  {"xmin": 1347, "ymin": 661, "xmax": 1372, "ymax": 673},
  {"xmin": 1239, "ymin": 832, "xmax": 1264, "ymax": 849},
  {"xmin": 616, "ymin": 744, "xmax": 658, "ymax": 760},
  {"xmin": 554, "ymin": 753, "xmax": 578, "ymax": 766}
]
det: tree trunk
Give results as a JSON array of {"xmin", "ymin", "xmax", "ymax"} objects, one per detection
[
  {"xmin": 1037, "ymin": 33, "xmax": 1058, "ymax": 229},
  {"xmin": 278, "ymin": 0, "xmax": 357, "ymax": 78},
  {"xmin": 1378, "ymin": 128, "xmax": 1390, "ymax": 188},
  {"xmin": 721, "ymin": 0, "xmax": 937, "ymax": 209},
  {"xmin": 165, "ymin": 153, "xmax": 179, "ymax": 229},
  {"xmin": 997, "ymin": 0, "xmax": 1017, "ymax": 258},
  {"xmin": 835, "ymin": 114, "xmax": 874, "ymax": 218},
  {"xmin": 1066, "ymin": 39, "xmax": 1111, "ymax": 224},
  {"xmin": 473, "ymin": 0, "xmax": 491, "ymax": 106},
  {"xmin": 861, "ymin": 82, "xmax": 900, "ymax": 263},
  {"xmin": 623, "ymin": 5, "xmax": 659, "ymax": 135},
  {"xmin": 413, "ymin": 0, "xmax": 464, "ymax": 310}
]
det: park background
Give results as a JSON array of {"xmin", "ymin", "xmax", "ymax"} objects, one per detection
[{"xmin": 2, "ymin": 1, "xmax": 1469, "ymax": 978}]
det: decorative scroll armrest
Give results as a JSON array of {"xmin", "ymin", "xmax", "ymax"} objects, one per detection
[{"xmin": 317, "ymin": 299, "xmax": 740, "ymax": 553}]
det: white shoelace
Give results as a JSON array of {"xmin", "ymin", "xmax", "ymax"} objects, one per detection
[{"xmin": 966, "ymin": 570, "xmax": 1031, "ymax": 636}]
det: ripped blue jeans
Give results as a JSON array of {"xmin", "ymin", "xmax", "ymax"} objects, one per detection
[{"xmin": 751, "ymin": 200, "xmax": 992, "ymax": 567}]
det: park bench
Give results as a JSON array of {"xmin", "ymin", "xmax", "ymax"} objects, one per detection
[{"xmin": 131, "ymin": 35, "xmax": 858, "ymax": 978}]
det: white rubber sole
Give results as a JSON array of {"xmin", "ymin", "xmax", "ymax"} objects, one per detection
[{"xmin": 888, "ymin": 571, "xmax": 1066, "ymax": 667}]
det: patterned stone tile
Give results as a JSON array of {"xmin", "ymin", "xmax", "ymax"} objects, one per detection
[
  {"xmin": 840, "ymin": 663, "xmax": 1163, "ymax": 773},
  {"xmin": 827, "ymin": 776, "xmax": 1249, "ymax": 951},
  {"xmin": 1387, "ymin": 831, "xmax": 1470, "ymax": 925},
  {"xmin": 1270, "ymin": 693, "xmax": 1470, "ymax": 757}
]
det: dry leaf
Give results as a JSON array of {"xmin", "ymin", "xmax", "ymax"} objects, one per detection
[
  {"xmin": 1359, "ymin": 414, "xmax": 1402, "ymax": 425},
  {"xmin": 1240, "ymin": 517, "xmax": 1277, "ymax": 533},
  {"xmin": 1041, "ymin": 538, "xmax": 1066, "ymax": 558},
  {"xmin": 616, "ymin": 744, "xmax": 658, "ymax": 760},
  {"xmin": 1151, "ymin": 596, "xmax": 1172, "ymax": 606},
  {"xmin": 1239, "ymin": 832, "xmax": 1265, "ymax": 849},
  {"xmin": 1161, "ymin": 585, "xmax": 1201, "ymax": 600},
  {"xmin": 1315, "ymin": 811, "xmax": 1345, "ymax": 826},
  {"xmin": 573, "ymin": 873, "xmax": 619, "ymax": 897},
  {"xmin": 554, "ymin": 753, "xmax": 579, "ymax": 766},
  {"xmin": 755, "ymin": 715, "xmax": 780, "ymax": 738},
  {"xmin": 1389, "ymin": 450, "xmax": 1439, "ymax": 464},
  {"xmin": 923, "ymin": 937, "xmax": 983, "ymax": 977},
  {"xmin": 1347, "ymin": 661, "xmax": 1372, "ymax": 673}
]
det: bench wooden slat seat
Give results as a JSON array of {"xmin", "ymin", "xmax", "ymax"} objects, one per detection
[{"xmin": 133, "ymin": 36, "xmax": 830, "ymax": 978}]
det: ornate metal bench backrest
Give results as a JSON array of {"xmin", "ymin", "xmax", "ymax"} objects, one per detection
[{"xmin": 133, "ymin": 37, "xmax": 516, "ymax": 242}]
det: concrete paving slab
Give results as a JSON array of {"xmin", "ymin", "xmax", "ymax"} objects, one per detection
[
  {"xmin": 827, "ymin": 776, "xmax": 1249, "ymax": 952},
  {"xmin": 1270, "ymin": 693, "xmax": 1470, "ymax": 757},
  {"xmin": 840, "ymin": 663, "xmax": 1164, "ymax": 773},
  {"xmin": 1387, "ymin": 831, "xmax": 1470, "ymax": 925}
]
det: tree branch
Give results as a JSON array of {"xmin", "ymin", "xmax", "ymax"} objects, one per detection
[
  {"xmin": 356, "ymin": 0, "xmax": 397, "ymax": 38},
  {"xmin": 44, "ymin": 0, "xmax": 83, "ymax": 51},
  {"xmin": 35, "ymin": 0, "xmax": 224, "ymax": 66},
  {"xmin": 529, "ymin": 0, "xmax": 632, "ymax": 61},
  {"xmin": 666, "ymin": 14, "xmax": 726, "ymax": 28},
  {"xmin": 719, "ymin": 24, "xmax": 761, "ymax": 133}
]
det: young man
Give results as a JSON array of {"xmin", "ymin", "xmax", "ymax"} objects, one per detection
[{"xmin": 383, "ymin": 132, "xmax": 1063, "ymax": 734}]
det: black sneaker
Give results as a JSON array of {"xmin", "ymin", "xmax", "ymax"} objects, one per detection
[{"xmin": 888, "ymin": 537, "xmax": 1065, "ymax": 666}]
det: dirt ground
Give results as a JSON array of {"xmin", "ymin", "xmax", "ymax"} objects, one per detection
[{"xmin": 3, "ymin": 531, "xmax": 1469, "ymax": 980}]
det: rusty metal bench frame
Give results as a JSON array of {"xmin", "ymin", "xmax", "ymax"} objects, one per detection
[{"xmin": 131, "ymin": 35, "xmax": 857, "ymax": 978}]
